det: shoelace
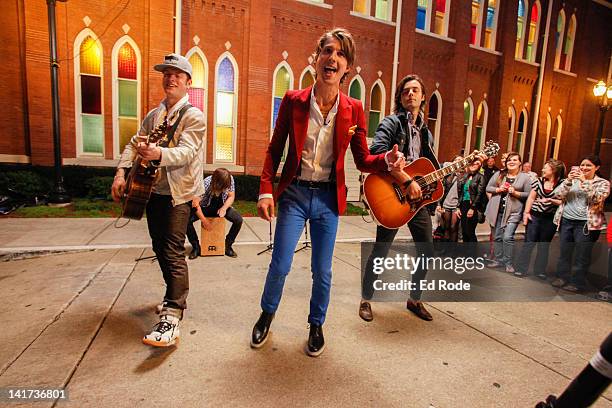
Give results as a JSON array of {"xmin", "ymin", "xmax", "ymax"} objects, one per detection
[{"xmin": 153, "ymin": 320, "xmax": 174, "ymax": 334}]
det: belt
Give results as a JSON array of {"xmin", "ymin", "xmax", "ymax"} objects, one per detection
[{"xmin": 291, "ymin": 178, "xmax": 336, "ymax": 191}]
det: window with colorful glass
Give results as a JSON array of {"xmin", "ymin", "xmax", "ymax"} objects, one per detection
[
  {"xmin": 368, "ymin": 83, "xmax": 383, "ymax": 140},
  {"xmin": 116, "ymin": 42, "xmax": 138, "ymax": 154},
  {"xmin": 272, "ymin": 64, "xmax": 291, "ymax": 137},
  {"xmin": 471, "ymin": 0, "xmax": 481, "ymax": 45},
  {"xmin": 463, "ymin": 99, "xmax": 473, "ymax": 150},
  {"xmin": 515, "ymin": 0, "xmax": 526, "ymax": 58},
  {"xmin": 300, "ymin": 68, "xmax": 315, "ymax": 89},
  {"xmin": 483, "ymin": 0, "xmax": 497, "ymax": 50},
  {"xmin": 79, "ymin": 34, "xmax": 103, "ymax": 155},
  {"xmin": 353, "ymin": 0, "xmax": 369, "ymax": 14},
  {"xmin": 215, "ymin": 56, "xmax": 237, "ymax": 162},
  {"xmin": 554, "ymin": 10, "xmax": 565, "ymax": 69},
  {"xmin": 188, "ymin": 51, "xmax": 207, "ymax": 113},
  {"xmin": 562, "ymin": 14, "xmax": 576, "ymax": 71},
  {"xmin": 515, "ymin": 110, "xmax": 527, "ymax": 154},
  {"xmin": 475, "ymin": 101, "xmax": 487, "ymax": 150},
  {"xmin": 525, "ymin": 1, "xmax": 540, "ymax": 62}
]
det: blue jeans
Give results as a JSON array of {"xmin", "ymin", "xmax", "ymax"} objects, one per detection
[
  {"xmin": 493, "ymin": 212, "xmax": 519, "ymax": 266},
  {"xmin": 260, "ymin": 184, "xmax": 339, "ymax": 326}
]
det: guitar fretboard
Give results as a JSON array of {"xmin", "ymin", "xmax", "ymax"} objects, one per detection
[{"xmin": 416, "ymin": 154, "xmax": 477, "ymax": 188}]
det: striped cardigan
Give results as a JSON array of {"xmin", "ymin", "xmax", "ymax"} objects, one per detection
[{"xmin": 553, "ymin": 176, "xmax": 610, "ymax": 231}]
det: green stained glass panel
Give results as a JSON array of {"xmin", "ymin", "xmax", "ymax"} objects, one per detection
[
  {"xmin": 349, "ymin": 80, "xmax": 362, "ymax": 100},
  {"xmin": 274, "ymin": 67, "xmax": 290, "ymax": 98},
  {"xmin": 82, "ymin": 114, "xmax": 103, "ymax": 154},
  {"xmin": 118, "ymin": 80, "xmax": 137, "ymax": 117},
  {"xmin": 368, "ymin": 111, "xmax": 380, "ymax": 139}
]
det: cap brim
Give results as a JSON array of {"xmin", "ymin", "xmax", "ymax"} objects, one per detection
[{"xmin": 153, "ymin": 64, "xmax": 191, "ymax": 76}]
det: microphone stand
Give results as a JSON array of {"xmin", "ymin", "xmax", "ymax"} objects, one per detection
[
  {"xmin": 258, "ymin": 220, "xmax": 274, "ymax": 255},
  {"xmin": 294, "ymin": 221, "xmax": 311, "ymax": 253}
]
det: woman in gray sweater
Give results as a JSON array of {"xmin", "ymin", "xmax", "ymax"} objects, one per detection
[{"xmin": 484, "ymin": 152, "xmax": 532, "ymax": 273}]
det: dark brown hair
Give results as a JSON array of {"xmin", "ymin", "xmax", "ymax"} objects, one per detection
[
  {"xmin": 394, "ymin": 74, "xmax": 427, "ymax": 113},
  {"xmin": 543, "ymin": 159, "xmax": 566, "ymax": 182},
  {"xmin": 496, "ymin": 152, "xmax": 522, "ymax": 186},
  {"xmin": 211, "ymin": 168, "xmax": 231, "ymax": 196}
]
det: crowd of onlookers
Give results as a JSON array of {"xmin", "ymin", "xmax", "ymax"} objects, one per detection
[{"xmin": 435, "ymin": 152, "xmax": 610, "ymax": 294}]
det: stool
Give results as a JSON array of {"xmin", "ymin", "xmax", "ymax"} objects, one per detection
[{"xmin": 200, "ymin": 217, "xmax": 226, "ymax": 256}]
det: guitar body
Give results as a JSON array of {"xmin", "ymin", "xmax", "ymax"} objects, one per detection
[
  {"xmin": 363, "ymin": 157, "xmax": 443, "ymax": 229},
  {"xmin": 121, "ymin": 158, "xmax": 158, "ymax": 220}
]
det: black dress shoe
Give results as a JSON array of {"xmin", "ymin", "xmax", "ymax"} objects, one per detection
[
  {"xmin": 306, "ymin": 324, "xmax": 325, "ymax": 357},
  {"xmin": 225, "ymin": 246, "xmax": 237, "ymax": 258},
  {"xmin": 188, "ymin": 245, "xmax": 200, "ymax": 259},
  {"xmin": 250, "ymin": 311, "xmax": 274, "ymax": 348}
]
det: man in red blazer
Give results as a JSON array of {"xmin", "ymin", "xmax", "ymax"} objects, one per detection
[{"xmin": 250, "ymin": 28, "xmax": 404, "ymax": 357}]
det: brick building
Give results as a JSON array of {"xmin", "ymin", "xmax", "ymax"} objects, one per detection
[{"xmin": 2, "ymin": 0, "xmax": 611, "ymax": 200}]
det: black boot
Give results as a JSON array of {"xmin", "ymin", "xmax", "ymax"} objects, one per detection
[
  {"xmin": 306, "ymin": 324, "xmax": 325, "ymax": 357},
  {"xmin": 250, "ymin": 311, "xmax": 274, "ymax": 348},
  {"xmin": 225, "ymin": 239, "xmax": 237, "ymax": 258},
  {"xmin": 188, "ymin": 243, "xmax": 200, "ymax": 259}
]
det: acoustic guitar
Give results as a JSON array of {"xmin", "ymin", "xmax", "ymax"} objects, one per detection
[
  {"xmin": 121, "ymin": 121, "xmax": 169, "ymax": 220},
  {"xmin": 363, "ymin": 141, "xmax": 500, "ymax": 229}
]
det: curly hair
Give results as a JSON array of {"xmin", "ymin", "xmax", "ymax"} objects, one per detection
[{"xmin": 393, "ymin": 74, "xmax": 427, "ymax": 113}]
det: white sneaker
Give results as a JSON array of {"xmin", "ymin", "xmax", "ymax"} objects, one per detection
[{"xmin": 142, "ymin": 315, "xmax": 180, "ymax": 347}]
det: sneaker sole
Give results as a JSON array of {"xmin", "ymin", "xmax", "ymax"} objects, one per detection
[
  {"xmin": 142, "ymin": 336, "xmax": 180, "ymax": 348},
  {"xmin": 305, "ymin": 343, "xmax": 326, "ymax": 357},
  {"xmin": 250, "ymin": 331, "xmax": 271, "ymax": 349}
]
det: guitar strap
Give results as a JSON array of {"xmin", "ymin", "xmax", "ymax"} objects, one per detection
[{"xmin": 159, "ymin": 103, "xmax": 194, "ymax": 148}]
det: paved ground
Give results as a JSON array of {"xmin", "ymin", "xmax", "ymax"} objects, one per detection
[{"xmin": 0, "ymin": 217, "xmax": 610, "ymax": 407}]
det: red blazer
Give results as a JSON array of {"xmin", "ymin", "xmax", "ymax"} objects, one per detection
[{"xmin": 260, "ymin": 86, "xmax": 388, "ymax": 214}]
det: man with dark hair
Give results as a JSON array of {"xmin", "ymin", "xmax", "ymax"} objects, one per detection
[
  {"xmin": 359, "ymin": 74, "xmax": 440, "ymax": 323},
  {"xmin": 111, "ymin": 53, "xmax": 205, "ymax": 347},
  {"xmin": 251, "ymin": 28, "xmax": 404, "ymax": 357}
]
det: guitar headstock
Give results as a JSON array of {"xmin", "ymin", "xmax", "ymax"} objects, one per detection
[
  {"xmin": 481, "ymin": 141, "xmax": 500, "ymax": 159},
  {"xmin": 147, "ymin": 121, "xmax": 169, "ymax": 144}
]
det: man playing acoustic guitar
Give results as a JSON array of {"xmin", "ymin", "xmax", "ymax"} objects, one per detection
[
  {"xmin": 360, "ymin": 74, "xmax": 440, "ymax": 322},
  {"xmin": 111, "ymin": 54, "xmax": 205, "ymax": 347}
]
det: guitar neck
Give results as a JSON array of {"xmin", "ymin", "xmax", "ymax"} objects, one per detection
[{"xmin": 420, "ymin": 154, "xmax": 476, "ymax": 185}]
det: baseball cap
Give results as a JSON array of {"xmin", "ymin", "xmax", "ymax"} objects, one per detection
[{"xmin": 154, "ymin": 53, "xmax": 192, "ymax": 78}]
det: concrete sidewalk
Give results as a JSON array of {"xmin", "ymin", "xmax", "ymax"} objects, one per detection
[
  {"xmin": 0, "ymin": 215, "xmax": 515, "ymax": 255},
  {"xmin": 0, "ymin": 217, "xmax": 610, "ymax": 407}
]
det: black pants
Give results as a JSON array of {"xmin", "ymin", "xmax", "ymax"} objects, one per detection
[
  {"xmin": 556, "ymin": 218, "xmax": 600, "ymax": 288},
  {"xmin": 146, "ymin": 194, "xmax": 191, "ymax": 316},
  {"xmin": 186, "ymin": 199, "xmax": 243, "ymax": 249},
  {"xmin": 459, "ymin": 201, "xmax": 479, "ymax": 243},
  {"xmin": 516, "ymin": 212, "xmax": 557, "ymax": 275},
  {"xmin": 362, "ymin": 207, "xmax": 433, "ymax": 301}
]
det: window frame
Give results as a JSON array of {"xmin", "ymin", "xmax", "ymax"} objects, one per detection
[{"xmin": 213, "ymin": 51, "xmax": 239, "ymax": 164}]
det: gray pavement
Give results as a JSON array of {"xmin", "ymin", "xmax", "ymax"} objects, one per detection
[{"xmin": 0, "ymin": 216, "xmax": 611, "ymax": 407}]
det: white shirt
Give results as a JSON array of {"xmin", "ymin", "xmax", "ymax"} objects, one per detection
[{"xmin": 299, "ymin": 86, "xmax": 339, "ymax": 182}]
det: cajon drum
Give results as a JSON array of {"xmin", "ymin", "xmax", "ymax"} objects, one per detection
[{"xmin": 200, "ymin": 217, "xmax": 226, "ymax": 256}]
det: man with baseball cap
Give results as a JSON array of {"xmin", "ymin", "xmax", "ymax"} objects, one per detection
[{"xmin": 111, "ymin": 53, "xmax": 205, "ymax": 347}]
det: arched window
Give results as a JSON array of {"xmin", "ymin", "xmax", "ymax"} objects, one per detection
[
  {"xmin": 554, "ymin": 10, "xmax": 566, "ymax": 69},
  {"xmin": 299, "ymin": 66, "xmax": 315, "ymax": 89},
  {"xmin": 271, "ymin": 62, "xmax": 294, "ymax": 138},
  {"xmin": 470, "ymin": 0, "xmax": 482, "ymax": 45},
  {"xmin": 515, "ymin": 0, "xmax": 526, "ymax": 59},
  {"xmin": 525, "ymin": 1, "xmax": 540, "ymax": 62},
  {"xmin": 544, "ymin": 112, "xmax": 552, "ymax": 161},
  {"xmin": 75, "ymin": 30, "xmax": 103, "ymax": 156},
  {"xmin": 483, "ymin": 0, "xmax": 498, "ymax": 50},
  {"xmin": 368, "ymin": 81, "xmax": 385, "ymax": 139},
  {"xmin": 475, "ymin": 100, "xmax": 488, "ymax": 150},
  {"xmin": 563, "ymin": 14, "xmax": 576, "ymax": 71},
  {"xmin": 515, "ymin": 109, "xmax": 528, "ymax": 156},
  {"xmin": 548, "ymin": 115, "xmax": 562, "ymax": 159},
  {"xmin": 507, "ymin": 106, "xmax": 516, "ymax": 151},
  {"xmin": 428, "ymin": 91, "xmax": 442, "ymax": 155},
  {"xmin": 348, "ymin": 75, "xmax": 366, "ymax": 105},
  {"xmin": 186, "ymin": 47, "xmax": 208, "ymax": 114},
  {"xmin": 112, "ymin": 37, "xmax": 140, "ymax": 158},
  {"xmin": 463, "ymin": 97, "xmax": 474, "ymax": 154},
  {"xmin": 214, "ymin": 53, "xmax": 238, "ymax": 163}
]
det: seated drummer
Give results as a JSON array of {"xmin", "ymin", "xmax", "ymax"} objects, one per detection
[{"xmin": 187, "ymin": 167, "xmax": 243, "ymax": 258}]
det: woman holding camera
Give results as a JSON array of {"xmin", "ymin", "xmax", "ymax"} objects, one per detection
[{"xmin": 552, "ymin": 155, "xmax": 610, "ymax": 292}]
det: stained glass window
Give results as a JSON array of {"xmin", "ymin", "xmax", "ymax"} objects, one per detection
[
  {"xmin": 80, "ymin": 36, "xmax": 101, "ymax": 75},
  {"xmin": 300, "ymin": 70, "xmax": 314, "ymax": 89},
  {"xmin": 368, "ymin": 84, "xmax": 382, "ymax": 139},
  {"xmin": 117, "ymin": 43, "xmax": 136, "ymax": 80},
  {"xmin": 563, "ymin": 15, "xmax": 576, "ymax": 71},
  {"xmin": 432, "ymin": 0, "xmax": 447, "ymax": 35},
  {"xmin": 216, "ymin": 56, "xmax": 236, "ymax": 162},
  {"xmin": 416, "ymin": 0, "xmax": 427, "ymax": 29},
  {"xmin": 353, "ymin": 0, "xmax": 368, "ymax": 14},
  {"xmin": 188, "ymin": 52, "xmax": 206, "ymax": 112},
  {"xmin": 82, "ymin": 115, "xmax": 104, "ymax": 154},
  {"xmin": 508, "ymin": 106, "xmax": 515, "ymax": 149},
  {"xmin": 77, "ymin": 33, "xmax": 103, "ymax": 156},
  {"xmin": 375, "ymin": 0, "xmax": 389, "ymax": 20},
  {"xmin": 516, "ymin": 111, "xmax": 526, "ymax": 153},
  {"xmin": 115, "ymin": 41, "xmax": 139, "ymax": 154},
  {"xmin": 475, "ymin": 101, "xmax": 486, "ymax": 149},
  {"xmin": 525, "ymin": 2, "xmax": 540, "ymax": 62},
  {"xmin": 554, "ymin": 12, "xmax": 565, "ymax": 69},
  {"xmin": 349, "ymin": 79, "xmax": 362, "ymax": 101},
  {"xmin": 471, "ymin": 0, "xmax": 481, "ymax": 45},
  {"xmin": 427, "ymin": 94, "xmax": 439, "ymax": 149},
  {"xmin": 272, "ymin": 66, "xmax": 291, "ymax": 136},
  {"xmin": 516, "ymin": 0, "xmax": 525, "ymax": 58},
  {"xmin": 81, "ymin": 76, "xmax": 102, "ymax": 114},
  {"xmin": 463, "ymin": 100, "xmax": 472, "ymax": 148}
]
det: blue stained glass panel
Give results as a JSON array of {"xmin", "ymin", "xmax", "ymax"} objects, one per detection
[
  {"xmin": 272, "ymin": 97, "xmax": 282, "ymax": 129},
  {"xmin": 486, "ymin": 7, "xmax": 495, "ymax": 28},
  {"xmin": 518, "ymin": 0, "xmax": 525, "ymax": 17},
  {"xmin": 217, "ymin": 58, "xmax": 234, "ymax": 92},
  {"xmin": 416, "ymin": 7, "xmax": 426, "ymax": 29}
]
